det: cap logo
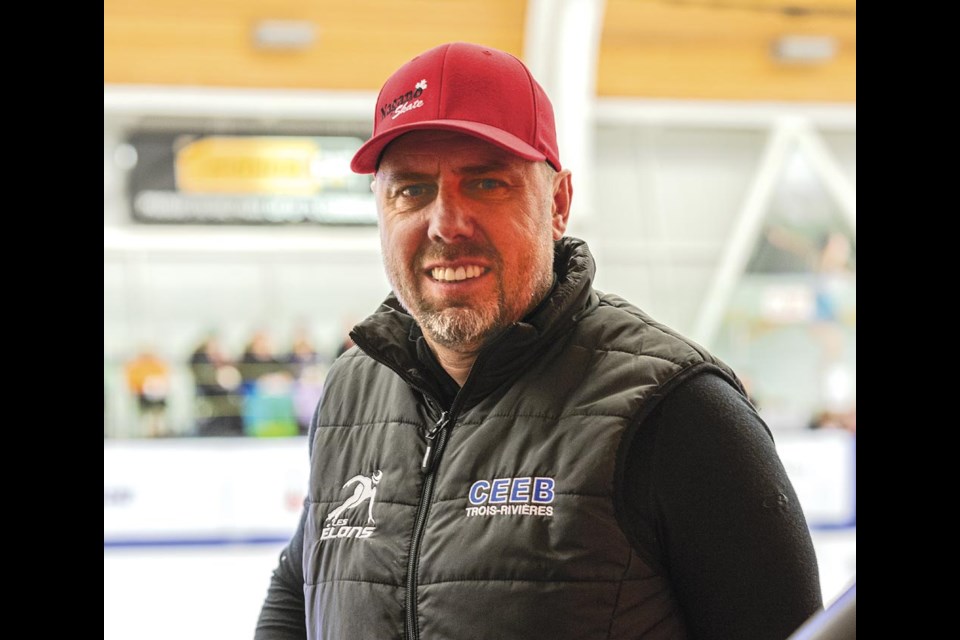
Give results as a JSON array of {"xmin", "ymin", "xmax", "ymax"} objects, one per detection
[
  {"xmin": 350, "ymin": 43, "xmax": 562, "ymax": 174},
  {"xmin": 380, "ymin": 79, "xmax": 428, "ymax": 121}
]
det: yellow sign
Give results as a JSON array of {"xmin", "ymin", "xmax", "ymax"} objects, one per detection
[{"xmin": 174, "ymin": 136, "xmax": 353, "ymax": 195}]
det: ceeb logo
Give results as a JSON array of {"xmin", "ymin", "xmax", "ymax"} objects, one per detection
[
  {"xmin": 465, "ymin": 477, "xmax": 555, "ymax": 518},
  {"xmin": 468, "ymin": 477, "xmax": 555, "ymax": 505}
]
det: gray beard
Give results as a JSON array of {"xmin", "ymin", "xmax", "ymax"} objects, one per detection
[
  {"xmin": 413, "ymin": 264, "xmax": 553, "ymax": 351},
  {"xmin": 419, "ymin": 306, "xmax": 499, "ymax": 351}
]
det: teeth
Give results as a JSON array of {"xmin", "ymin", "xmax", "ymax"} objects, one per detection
[{"xmin": 431, "ymin": 265, "xmax": 484, "ymax": 282}]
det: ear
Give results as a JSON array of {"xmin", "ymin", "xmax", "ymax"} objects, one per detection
[{"xmin": 550, "ymin": 170, "xmax": 573, "ymax": 240}]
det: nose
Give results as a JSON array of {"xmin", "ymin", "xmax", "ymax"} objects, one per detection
[{"xmin": 427, "ymin": 186, "xmax": 474, "ymax": 243}]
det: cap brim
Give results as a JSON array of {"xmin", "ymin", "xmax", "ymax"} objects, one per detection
[{"xmin": 350, "ymin": 119, "xmax": 547, "ymax": 174}]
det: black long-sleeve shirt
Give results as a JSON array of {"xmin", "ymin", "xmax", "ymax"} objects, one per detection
[{"xmin": 255, "ymin": 371, "xmax": 822, "ymax": 639}]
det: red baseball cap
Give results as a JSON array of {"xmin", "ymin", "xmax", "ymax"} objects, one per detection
[{"xmin": 350, "ymin": 42, "xmax": 561, "ymax": 174}]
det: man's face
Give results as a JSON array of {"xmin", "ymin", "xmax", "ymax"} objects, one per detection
[{"xmin": 373, "ymin": 131, "xmax": 571, "ymax": 353}]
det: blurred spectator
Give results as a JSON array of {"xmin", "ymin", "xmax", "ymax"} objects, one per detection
[
  {"xmin": 738, "ymin": 372, "xmax": 760, "ymax": 410},
  {"xmin": 188, "ymin": 331, "xmax": 244, "ymax": 437},
  {"xmin": 123, "ymin": 347, "xmax": 171, "ymax": 438},
  {"xmin": 285, "ymin": 324, "xmax": 320, "ymax": 378},
  {"xmin": 808, "ymin": 404, "xmax": 856, "ymax": 435},
  {"xmin": 240, "ymin": 328, "xmax": 297, "ymax": 437},
  {"xmin": 238, "ymin": 329, "xmax": 289, "ymax": 387},
  {"xmin": 336, "ymin": 334, "xmax": 356, "ymax": 358},
  {"xmin": 335, "ymin": 316, "xmax": 359, "ymax": 358},
  {"xmin": 285, "ymin": 325, "xmax": 328, "ymax": 435}
]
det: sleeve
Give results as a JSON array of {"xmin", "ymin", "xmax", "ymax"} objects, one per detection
[
  {"xmin": 621, "ymin": 370, "xmax": 823, "ymax": 640},
  {"xmin": 254, "ymin": 505, "xmax": 308, "ymax": 639}
]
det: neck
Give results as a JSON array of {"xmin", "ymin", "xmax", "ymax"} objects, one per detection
[{"xmin": 424, "ymin": 336, "xmax": 479, "ymax": 387}]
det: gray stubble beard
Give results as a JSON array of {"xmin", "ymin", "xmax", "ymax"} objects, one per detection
[{"xmin": 414, "ymin": 256, "xmax": 554, "ymax": 351}]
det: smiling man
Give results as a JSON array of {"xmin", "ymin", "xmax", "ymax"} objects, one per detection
[
  {"xmin": 256, "ymin": 42, "xmax": 823, "ymax": 640},
  {"xmin": 375, "ymin": 130, "xmax": 569, "ymax": 384}
]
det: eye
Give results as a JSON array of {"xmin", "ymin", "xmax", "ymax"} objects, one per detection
[
  {"xmin": 465, "ymin": 177, "xmax": 510, "ymax": 199},
  {"xmin": 475, "ymin": 178, "xmax": 504, "ymax": 191},
  {"xmin": 399, "ymin": 184, "xmax": 432, "ymax": 198}
]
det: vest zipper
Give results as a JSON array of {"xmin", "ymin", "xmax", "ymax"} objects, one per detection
[
  {"xmin": 353, "ymin": 338, "xmax": 493, "ymax": 640},
  {"xmin": 421, "ymin": 410, "xmax": 449, "ymax": 472},
  {"xmin": 405, "ymin": 407, "xmax": 453, "ymax": 640}
]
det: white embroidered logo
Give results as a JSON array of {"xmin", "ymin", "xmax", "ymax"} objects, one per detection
[
  {"xmin": 321, "ymin": 470, "xmax": 383, "ymax": 541},
  {"xmin": 382, "ymin": 79, "xmax": 428, "ymax": 120},
  {"xmin": 392, "ymin": 98, "xmax": 424, "ymax": 119},
  {"xmin": 327, "ymin": 470, "xmax": 382, "ymax": 523}
]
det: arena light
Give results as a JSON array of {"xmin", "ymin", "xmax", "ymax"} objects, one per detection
[
  {"xmin": 252, "ymin": 20, "xmax": 317, "ymax": 51},
  {"xmin": 771, "ymin": 35, "xmax": 837, "ymax": 64}
]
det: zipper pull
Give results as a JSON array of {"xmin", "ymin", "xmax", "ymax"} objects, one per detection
[{"xmin": 421, "ymin": 411, "xmax": 450, "ymax": 473}]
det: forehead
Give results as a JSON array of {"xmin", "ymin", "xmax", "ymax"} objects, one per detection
[{"xmin": 378, "ymin": 130, "xmax": 529, "ymax": 174}]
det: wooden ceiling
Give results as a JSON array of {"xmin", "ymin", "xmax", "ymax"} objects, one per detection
[{"xmin": 103, "ymin": 0, "xmax": 855, "ymax": 103}]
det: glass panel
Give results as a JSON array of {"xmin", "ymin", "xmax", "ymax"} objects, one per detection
[{"xmin": 713, "ymin": 147, "xmax": 856, "ymax": 432}]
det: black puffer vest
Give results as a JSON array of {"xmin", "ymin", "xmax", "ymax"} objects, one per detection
[{"xmin": 303, "ymin": 238, "xmax": 744, "ymax": 639}]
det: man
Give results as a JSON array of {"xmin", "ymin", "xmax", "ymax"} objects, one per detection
[
  {"xmin": 256, "ymin": 42, "xmax": 822, "ymax": 639},
  {"xmin": 122, "ymin": 347, "xmax": 170, "ymax": 437}
]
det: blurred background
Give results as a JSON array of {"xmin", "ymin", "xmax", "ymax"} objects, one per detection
[{"xmin": 104, "ymin": 1, "xmax": 855, "ymax": 638}]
